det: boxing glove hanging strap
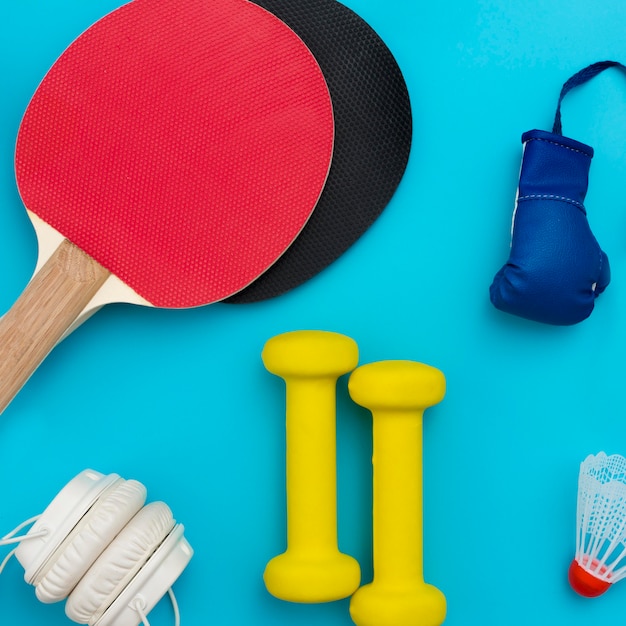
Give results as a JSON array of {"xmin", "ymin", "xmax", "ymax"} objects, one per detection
[{"xmin": 553, "ymin": 60, "xmax": 626, "ymax": 135}]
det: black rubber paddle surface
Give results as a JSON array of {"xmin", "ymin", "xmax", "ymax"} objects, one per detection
[{"xmin": 226, "ymin": 0, "xmax": 412, "ymax": 303}]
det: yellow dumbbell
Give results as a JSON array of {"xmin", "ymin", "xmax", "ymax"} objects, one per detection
[
  {"xmin": 262, "ymin": 330, "xmax": 361, "ymax": 603},
  {"xmin": 348, "ymin": 360, "xmax": 446, "ymax": 626}
]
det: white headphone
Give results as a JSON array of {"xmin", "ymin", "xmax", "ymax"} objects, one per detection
[{"xmin": 2, "ymin": 469, "xmax": 193, "ymax": 626}]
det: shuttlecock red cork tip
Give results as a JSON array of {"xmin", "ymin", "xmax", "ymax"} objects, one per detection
[{"xmin": 568, "ymin": 559, "xmax": 611, "ymax": 597}]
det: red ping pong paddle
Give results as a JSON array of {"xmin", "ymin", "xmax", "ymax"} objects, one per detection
[
  {"xmin": 60, "ymin": 0, "xmax": 413, "ymax": 339},
  {"xmin": 0, "ymin": 0, "xmax": 333, "ymax": 414}
]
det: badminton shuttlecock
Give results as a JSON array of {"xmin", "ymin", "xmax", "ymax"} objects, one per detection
[{"xmin": 569, "ymin": 452, "xmax": 626, "ymax": 597}]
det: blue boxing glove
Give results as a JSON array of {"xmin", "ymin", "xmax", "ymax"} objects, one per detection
[
  {"xmin": 489, "ymin": 60, "xmax": 624, "ymax": 325},
  {"xmin": 490, "ymin": 129, "xmax": 610, "ymax": 325}
]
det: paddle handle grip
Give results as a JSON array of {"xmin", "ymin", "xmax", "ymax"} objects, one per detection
[{"xmin": 0, "ymin": 239, "xmax": 110, "ymax": 414}]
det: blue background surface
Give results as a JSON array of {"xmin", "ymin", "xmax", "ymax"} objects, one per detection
[{"xmin": 3, "ymin": 1, "xmax": 626, "ymax": 624}]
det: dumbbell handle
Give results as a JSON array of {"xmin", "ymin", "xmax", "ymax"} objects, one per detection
[
  {"xmin": 284, "ymin": 378, "xmax": 341, "ymax": 552},
  {"xmin": 372, "ymin": 408, "xmax": 425, "ymax": 582}
]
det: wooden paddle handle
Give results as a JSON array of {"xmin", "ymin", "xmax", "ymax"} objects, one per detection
[{"xmin": 0, "ymin": 239, "xmax": 110, "ymax": 414}]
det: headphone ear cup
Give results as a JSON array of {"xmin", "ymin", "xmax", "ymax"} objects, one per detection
[
  {"xmin": 35, "ymin": 479, "xmax": 147, "ymax": 604},
  {"xmin": 15, "ymin": 471, "xmax": 120, "ymax": 587},
  {"xmin": 65, "ymin": 502, "xmax": 175, "ymax": 625},
  {"xmin": 95, "ymin": 523, "xmax": 193, "ymax": 626}
]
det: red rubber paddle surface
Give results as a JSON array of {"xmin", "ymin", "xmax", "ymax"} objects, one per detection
[{"xmin": 15, "ymin": 0, "xmax": 333, "ymax": 308}]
